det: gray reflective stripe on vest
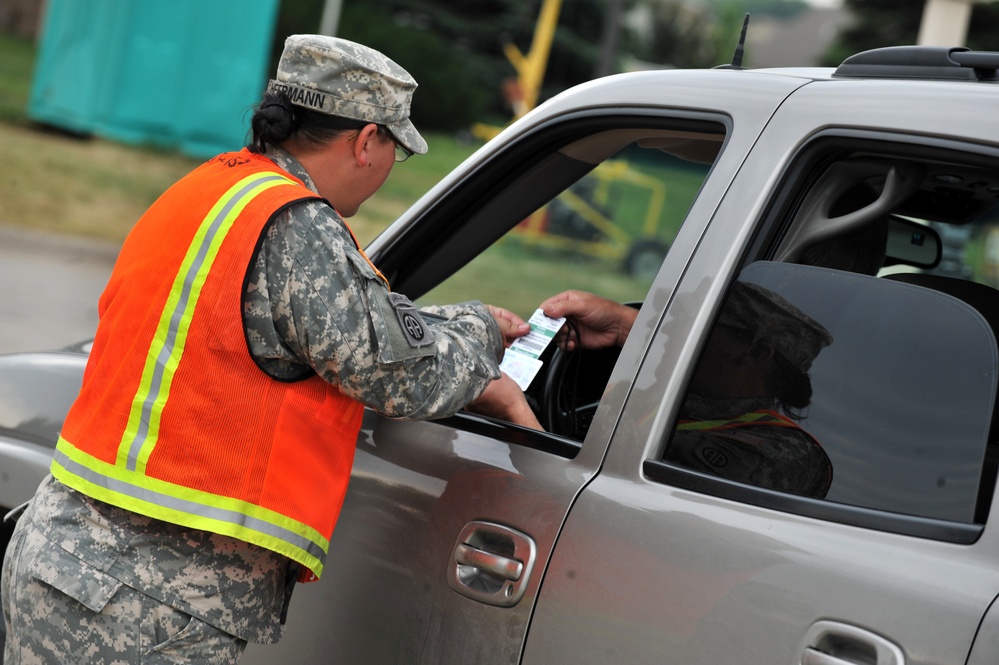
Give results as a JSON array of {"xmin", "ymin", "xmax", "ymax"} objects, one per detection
[
  {"xmin": 53, "ymin": 447, "xmax": 327, "ymax": 564},
  {"xmin": 123, "ymin": 173, "xmax": 292, "ymax": 472}
]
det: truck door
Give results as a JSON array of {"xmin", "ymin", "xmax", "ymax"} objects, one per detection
[{"xmin": 524, "ymin": 80, "xmax": 999, "ymax": 665}]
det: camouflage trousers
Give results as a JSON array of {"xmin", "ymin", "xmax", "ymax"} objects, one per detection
[{"xmin": 2, "ymin": 511, "xmax": 246, "ymax": 665}]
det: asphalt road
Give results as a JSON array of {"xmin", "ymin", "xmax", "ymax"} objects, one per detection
[{"xmin": 0, "ymin": 226, "xmax": 119, "ymax": 355}]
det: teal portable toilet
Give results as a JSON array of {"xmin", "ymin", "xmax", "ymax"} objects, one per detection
[{"xmin": 29, "ymin": 0, "xmax": 281, "ymax": 158}]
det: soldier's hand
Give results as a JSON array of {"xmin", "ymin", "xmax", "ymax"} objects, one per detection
[
  {"xmin": 466, "ymin": 373, "xmax": 543, "ymax": 430},
  {"xmin": 485, "ymin": 305, "xmax": 530, "ymax": 348}
]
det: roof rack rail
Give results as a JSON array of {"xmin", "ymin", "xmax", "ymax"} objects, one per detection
[{"xmin": 834, "ymin": 46, "xmax": 999, "ymax": 82}]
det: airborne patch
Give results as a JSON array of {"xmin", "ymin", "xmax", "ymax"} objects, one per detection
[{"xmin": 389, "ymin": 293, "xmax": 434, "ymax": 348}]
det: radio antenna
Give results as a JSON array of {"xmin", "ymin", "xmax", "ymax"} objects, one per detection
[{"xmin": 731, "ymin": 13, "xmax": 750, "ymax": 68}]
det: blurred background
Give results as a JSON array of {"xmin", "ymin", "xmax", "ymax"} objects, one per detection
[
  {"xmin": 3, "ymin": 0, "xmax": 999, "ymax": 245},
  {"xmin": 0, "ymin": 0, "xmax": 998, "ymax": 353}
]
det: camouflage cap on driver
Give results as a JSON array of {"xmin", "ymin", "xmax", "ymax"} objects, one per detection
[{"xmin": 266, "ymin": 34, "xmax": 428, "ymax": 156}]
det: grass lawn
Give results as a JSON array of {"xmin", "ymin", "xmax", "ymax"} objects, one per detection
[
  {"xmin": 0, "ymin": 33, "xmax": 478, "ymax": 248},
  {"xmin": 0, "ymin": 121, "xmax": 477, "ymax": 247}
]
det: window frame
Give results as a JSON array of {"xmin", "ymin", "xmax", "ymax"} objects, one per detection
[
  {"xmin": 642, "ymin": 131, "xmax": 999, "ymax": 544},
  {"xmin": 378, "ymin": 110, "xmax": 733, "ymax": 457},
  {"xmin": 372, "ymin": 109, "xmax": 733, "ymax": 299}
]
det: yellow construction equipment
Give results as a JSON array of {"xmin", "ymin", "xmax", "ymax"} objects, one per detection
[
  {"xmin": 472, "ymin": 0, "xmax": 561, "ymax": 140},
  {"xmin": 477, "ymin": 0, "xmax": 673, "ymax": 279}
]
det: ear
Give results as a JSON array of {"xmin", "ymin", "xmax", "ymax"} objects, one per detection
[{"xmin": 351, "ymin": 124, "xmax": 382, "ymax": 167}]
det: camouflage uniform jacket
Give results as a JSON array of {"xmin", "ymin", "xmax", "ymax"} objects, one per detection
[
  {"xmin": 12, "ymin": 147, "xmax": 504, "ymax": 645},
  {"xmin": 246, "ymin": 147, "xmax": 503, "ymax": 418}
]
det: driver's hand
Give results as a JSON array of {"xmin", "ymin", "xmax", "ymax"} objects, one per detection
[
  {"xmin": 466, "ymin": 373, "xmax": 544, "ymax": 431},
  {"xmin": 485, "ymin": 304, "xmax": 530, "ymax": 348},
  {"xmin": 540, "ymin": 290, "xmax": 638, "ymax": 351}
]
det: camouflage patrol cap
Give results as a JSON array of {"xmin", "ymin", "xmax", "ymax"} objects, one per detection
[
  {"xmin": 266, "ymin": 34, "xmax": 428, "ymax": 156},
  {"xmin": 719, "ymin": 281, "xmax": 833, "ymax": 372}
]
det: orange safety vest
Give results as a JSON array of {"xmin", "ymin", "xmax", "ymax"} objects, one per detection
[{"xmin": 52, "ymin": 149, "xmax": 370, "ymax": 579}]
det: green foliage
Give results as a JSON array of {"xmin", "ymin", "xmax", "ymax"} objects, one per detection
[
  {"xmin": 268, "ymin": 0, "xmax": 518, "ymax": 132},
  {"xmin": 639, "ymin": 0, "xmax": 724, "ymax": 68},
  {"xmin": 633, "ymin": 0, "xmax": 809, "ymax": 69},
  {"xmin": 0, "ymin": 33, "xmax": 34, "ymax": 124},
  {"xmin": 268, "ymin": 0, "xmax": 325, "ymax": 74},
  {"xmin": 963, "ymin": 6, "xmax": 999, "ymax": 51},
  {"xmin": 547, "ymin": 0, "xmax": 610, "ymax": 87},
  {"xmin": 743, "ymin": 0, "xmax": 809, "ymax": 18},
  {"xmin": 270, "ymin": 0, "xmax": 630, "ymax": 131},
  {"xmin": 272, "ymin": 0, "xmax": 814, "ymax": 127},
  {"xmin": 822, "ymin": 0, "xmax": 919, "ymax": 65},
  {"xmin": 337, "ymin": 5, "xmax": 495, "ymax": 132}
]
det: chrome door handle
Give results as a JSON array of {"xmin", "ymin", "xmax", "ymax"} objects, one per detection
[
  {"xmin": 801, "ymin": 621, "xmax": 904, "ymax": 665},
  {"xmin": 454, "ymin": 543, "xmax": 524, "ymax": 581},
  {"xmin": 803, "ymin": 648, "xmax": 866, "ymax": 665},
  {"xmin": 448, "ymin": 521, "xmax": 536, "ymax": 607}
]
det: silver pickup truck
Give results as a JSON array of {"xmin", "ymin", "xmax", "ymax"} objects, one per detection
[{"xmin": 3, "ymin": 46, "xmax": 999, "ymax": 665}]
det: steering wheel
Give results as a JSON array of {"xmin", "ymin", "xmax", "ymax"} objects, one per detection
[{"xmin": 538, "ymin": 344, "xmax": 622, "ymax": 439}]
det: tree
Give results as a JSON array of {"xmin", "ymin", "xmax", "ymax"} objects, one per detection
[
  {"xmin": 271, "ymin": 0, "xmax": 622, "ymax": 132},
  {"xmin": 640, "ymin": 0, "xmax": 720, "ymax": 68},
  {"xmin": 268, "ymin": 0, "xmax": 497, "ymax": 131},
  {"xmin": 743, "ymin": 0, "xmax": 809, "ymax": 18},
  {"xmin": 273, "ymin": 0, "xmax": 825, "ymax": 131},
  {"xmin": 341, "ymin": 0, "xmax": 625, "ymax": 131},
  {"xmin": 0, "ymin": 0, "xmax": 44, "ymax": 39},
  {"xmin": 823, "ymin": 0, "xmax": 999, "ymax": 66},
  {"xmin": 633, "ymin": 0, "xmax": 809, "ymax": 70}
]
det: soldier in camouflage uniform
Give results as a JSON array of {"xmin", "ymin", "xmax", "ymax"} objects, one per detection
[{"xmin": 3, "ymin": 35, "xmax": 537, "ymax": 664}]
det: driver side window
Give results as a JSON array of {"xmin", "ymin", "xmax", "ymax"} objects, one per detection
[
  {"xmin": 418, "ymin": 122, "xmax": 728, "ymax": 439},
  {"xmin": 419, "ymin": 127, "xmax": 724, "ymax": 313}
]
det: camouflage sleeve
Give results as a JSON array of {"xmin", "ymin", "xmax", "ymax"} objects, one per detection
[{"xmin": 245, "ymin": 200, "xmax": 503, "ymax": 420}]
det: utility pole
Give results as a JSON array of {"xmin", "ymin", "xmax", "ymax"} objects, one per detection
[
  {"xmin": 471, "ymin": 0, "xmax": 561, "ymax": 140},
  {"xmin": 917, "ymin": 0, "xmax": 999, "ymax": 46},
  {"xmin": 595, "ymin": 0, "xmax": 625, "ymax": 78},
  {"xmin": 502, "ymin": 0, "xmax": 562, "ymax": 116},
  {"xmin": 319, "ymin": 0, "xmax": 342, "ymax": 36}
]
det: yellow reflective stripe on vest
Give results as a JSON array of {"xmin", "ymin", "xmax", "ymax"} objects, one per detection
[
  {"xmin": 52, "ymin": 435, "xmax": 329, "ymax": 576},
  {"xmin": 119, "ymin": 172, "xmax": 294, "ymax": 473}
]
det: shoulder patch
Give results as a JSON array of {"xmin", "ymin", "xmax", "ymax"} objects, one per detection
[{"xmin": 389, "ymin": 293, "xmax": 434, "ymax": 348}]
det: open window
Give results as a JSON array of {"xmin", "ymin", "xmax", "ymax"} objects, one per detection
[
  {"xmin": 414, "ymin": 123, "xmax": 725, "ymax": 312},
  {"xmin": 404, "ymin": 116, "xmax": 728, "ymax": 446}
]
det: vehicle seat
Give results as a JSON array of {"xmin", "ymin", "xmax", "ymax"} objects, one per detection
[{"xmin": 883, "ymin": 272, "xmax": 999, "ymax": 522}]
